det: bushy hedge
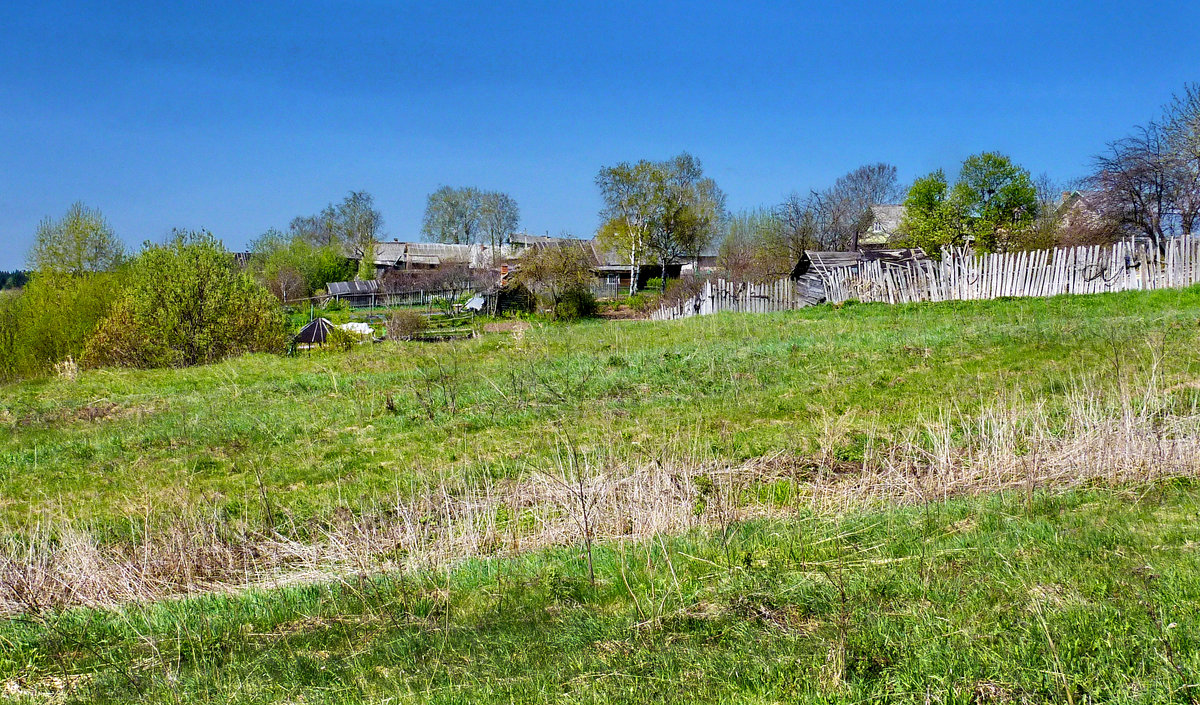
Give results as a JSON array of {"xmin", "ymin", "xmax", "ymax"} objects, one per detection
[
  {"xmin": 552, "ymin": 286, "xmax": 597, "ymax": 321},
  {"xmin": 84, "ymin": 233, "xmax": 288, "ymax": 369},
  {"xmin": 0, "ymin": 271, "xmax": 124, "ymax": 381}
]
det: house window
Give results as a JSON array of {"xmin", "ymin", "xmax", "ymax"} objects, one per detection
[{"xmin": 605, "ymin": 275, "xmax": 621, "ymax": 286}]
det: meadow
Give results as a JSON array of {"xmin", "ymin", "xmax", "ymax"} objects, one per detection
[
  {"xmin": 3, "ymin": 288, "xmax": 1200, "ymax": 702},
  {"xmin": 2, "ymin": 484, "xmax": 1198, "ymax": 703},
  {"xmin": 3, "ymin": 287, "xmax": 1199, "ymax": 530}
]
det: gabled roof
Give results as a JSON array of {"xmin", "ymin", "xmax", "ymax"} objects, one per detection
[{"xmin": 870, "ymin": 204, "xmax": 905, "ymax": 232}]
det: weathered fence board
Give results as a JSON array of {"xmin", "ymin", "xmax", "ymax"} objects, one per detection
[
  {"xmin": 651, "ymin": 237, "xmax": 1200, "ymax": 321},
  {"xmin": 822, "ymin": 238, "xmax": 1200, "ymax": 305}
]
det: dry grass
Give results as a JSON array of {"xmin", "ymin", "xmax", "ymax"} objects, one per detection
[{"xmin": 3, "ymin": 380, "xmax": 1198, "ymax": 615}]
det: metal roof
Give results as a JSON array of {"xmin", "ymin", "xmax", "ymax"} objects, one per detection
[{"xmin": 327, "ymin": 280, "xmax": 380, "ymax": 296}]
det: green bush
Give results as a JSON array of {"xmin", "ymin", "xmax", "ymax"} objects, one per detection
[
  {"xmin": 84, "ymin": 232, "xmax": 288, "ymax": 369},
  {"xmin": 552, "ymin": 286, "xmax": 597, "ymax": 321},
  {"xmin": 0, "ymin": 271, "xmax": 124, "ymax": 381},
  {"xmin": 626, "ymin": 292, "xmax": 659, "ymax": 314},
  {"xmin": 644, "ymin": 277, "xmax": 663, "ymax": 292},
  {"xmin": 325, "ymin": 326, "xmax": 357, "ymax": 352}
]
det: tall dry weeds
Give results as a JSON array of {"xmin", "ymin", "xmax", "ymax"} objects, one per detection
[{"xmin": 3, "ymin": 379, "xmax": 1199, "ymax": 614}]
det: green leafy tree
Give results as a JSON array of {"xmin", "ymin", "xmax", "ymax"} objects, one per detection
[
  {"xmin": 248, "ymin": 229, "xmax": 354, "ymax": 300},
  {"xmin": 898, "ymin": 170, "xmax": 959, "ymax": 256},
  {"xmin": 85, "ymin": 231, "xmax": 287, "ymax": 368},
  {"xmin": 597, "ymin": 153, "xmax": 726, "ymax": 294},
  {"xmin": 951, "ymin": 152, "xmax": 1038, "ymax": 251},
  {"xmin": 900, "ymin": 154, "xmax": 1038, "ymax": 255},
  {"xmin": 28, "ymin": 202, "xmax": 124, "ymax": 274},
  {"xmin": 357, "ymin": 240, "xmax": 376, "ymax": 281},
  {"xmin": 651, "ymin": 153, "xmax": 727, "ymax": 285},
  {"xmin": 596, "ymin": 160, "xmax": 659, "ymax": 295}
]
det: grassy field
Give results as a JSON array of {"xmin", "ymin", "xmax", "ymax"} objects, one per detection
[
  {"xmin": 2, "ymin": 483, "xmax": 1198, "ymax": 703},
  {"xmin": 3, "ymin": 288, "xmax": 1200, "ymax": 701},
  {"xmin": 3, "ymin": 287, "xmax": 1200, "ymax": 531}
]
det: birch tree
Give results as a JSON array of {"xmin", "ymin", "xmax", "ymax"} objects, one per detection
[
  {"xmin": 596, "ymin": 161, "xmax": 658, "ymax": 295},
  {"xmin": 28, "ymin": 202, "xmax": 124, "ymax": 274}
]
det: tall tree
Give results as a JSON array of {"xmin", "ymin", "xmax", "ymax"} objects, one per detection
[
  {"xmin": 827, "ymin": 163, "xmax": 903, "ymax": 250},
  {"xmin": 769, "ymin": 163, "xmax": 901, "ymax": 256},
  {"xmin": 899, "ymin": 153, "xmax": 1037, "ymax": 255},
  {"xmin": 479, "ymin": 191, "xmax": 521, "ymax": 262},
  {"xmin": 421, "ymin": 186, "xmax": 484, "ymax": 244},
  {"xmin": 289, "ymin": 191, "xmax": 384, "ymax": 252},
  {"xmin": 596, "ymin": 161, "xmax": 659, "ymax": 295},
  {"xmin": 334, "ymin": 191, "xmax": 385, "ymax": 250},
  {"xmin": 597, "ymin": 153, "xmax": 726, "ymax": 293},
  {"xmin": 951, "ymin": 152, "xmax": 1038, "ymax": 252},
  {"xmin": 1164, "ymin": 84, "xmax": 1200, "ymax": 237},
  {"xmin": 1090, "ymin": 84, "xmax": 1200, "ymax": 250},
  {"xmin": 898, "ymin": 170, "xmax": 958, "ymax": 256},
  {"xmin": 28, "ymin": 202, "xmax": 124, "ymax": 274},
  {"xmin": 773, "ymin": 192, "xmax": 820, "ymax": 262},
  {"xmin": 653, "ymin": 153, "xmax": 727, "ymax": 278}
]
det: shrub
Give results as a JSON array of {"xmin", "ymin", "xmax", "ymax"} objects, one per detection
[
  {"xmin": 644, "ymin": 277, "xmax": 664, "ymax": 292},
  {"xmin": 552, "ymin": 286, "xmax": 597, "ymax": 321},
  {"xmin": 626, "ymin": 293, "xmax": 659, "ymax": 314},
  {"xmin": 662, "ymin": 275, "xmax": 705, "ymax": 308},
  {"xmin": 325, "ymin": 326, "xmax": 357, "ymax": 352},
  {"xmin": 387, "ymin": 309, "xmax": 428, "ymax": 340},
  {"xmin": 0, "ymin": 271, "xmax": 124, "ymax": 381},
  {"xmin": 84, "ymin": 231, "xmax": 288, "ymax": 369}
]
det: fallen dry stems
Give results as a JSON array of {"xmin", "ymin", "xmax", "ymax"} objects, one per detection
[{"xmin": 3, "ymin": 385, "xmax": 1199, "ymax": 614}]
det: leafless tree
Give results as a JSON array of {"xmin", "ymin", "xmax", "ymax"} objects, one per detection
[
  {"xmin": 265, "ymin": 265, "xmax": 307, "ymax": 303},
  {"xmin": 829, "ymin": 163, "xmax": 904, "ymax": 250},
  {"xmin": 718, "ymin": 209, "xmax": 785, "ymax": 282},
  {"xmin": 1088, "ymin": 85, "xmax": 1200, "ymax": 250},
  {"xmin": 479, "ymin": 191, "xmax": 520, "ymax": 263},
  {"xmin": 773, "ymin": 163, "xmax": 902, "ymax": 256}
]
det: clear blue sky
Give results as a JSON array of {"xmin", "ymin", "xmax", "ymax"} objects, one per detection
[{"xmin": 3, "ymin": 0, "xmax": 1199, "ymax": 269}]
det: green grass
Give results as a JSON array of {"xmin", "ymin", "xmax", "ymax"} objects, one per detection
[
  {"xmin": 5, "ymin": 289, "xmax": 1200, "ymax": 702},
  {"xmin": 2, "ymin": 483, "xmax": 1198, "ymax": 703},
  {"xmin": 3, "ymin": 288, "xmax": 1200, "ymax": 530}
]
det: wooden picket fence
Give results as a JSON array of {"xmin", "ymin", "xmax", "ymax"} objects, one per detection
[
  {"xmin": 823, "ymin": 237, "xmax": 1200, "ymax": 305},
  {"xmin": 650, "ymin": 237, "xmax": 1200, "ymax": 320},
  {"xmin": 650, "ymin": 277, "xmax": 824, "ymax": 321}
]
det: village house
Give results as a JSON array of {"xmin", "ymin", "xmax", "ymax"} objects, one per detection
[{"xmin": 862, "ymin": 204, "xmax": 906, "ymax": 249}]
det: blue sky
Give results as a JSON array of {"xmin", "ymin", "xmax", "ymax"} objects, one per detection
[{"xmin": 3, "ymin": 0, "xmax": 1199, "ymax": 268}]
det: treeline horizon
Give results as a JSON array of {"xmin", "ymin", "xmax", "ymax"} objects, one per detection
[{"xmin": 2, "ymin": 82, "xmax": 1198, "ymax": 382}]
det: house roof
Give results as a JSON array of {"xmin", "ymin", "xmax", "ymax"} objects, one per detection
[
  {"xmin": 509, "ymin": 232, "xmax": 569, "ymax": 246},
  {"xmin": 327, "ymin": 280, "xmax": 379, "ymax": 296},
  {"xmin": 798, "ymin": 248, "xmax": 929, "ymax": 276},
  {"xmin": 360, "ymin": 241, "xmax": 514, "ymax": 268}
]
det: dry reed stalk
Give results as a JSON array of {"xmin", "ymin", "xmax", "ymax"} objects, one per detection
[{"xmin": 3, "ymin": 384, "xmax": 1199, "ymax": 614}]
